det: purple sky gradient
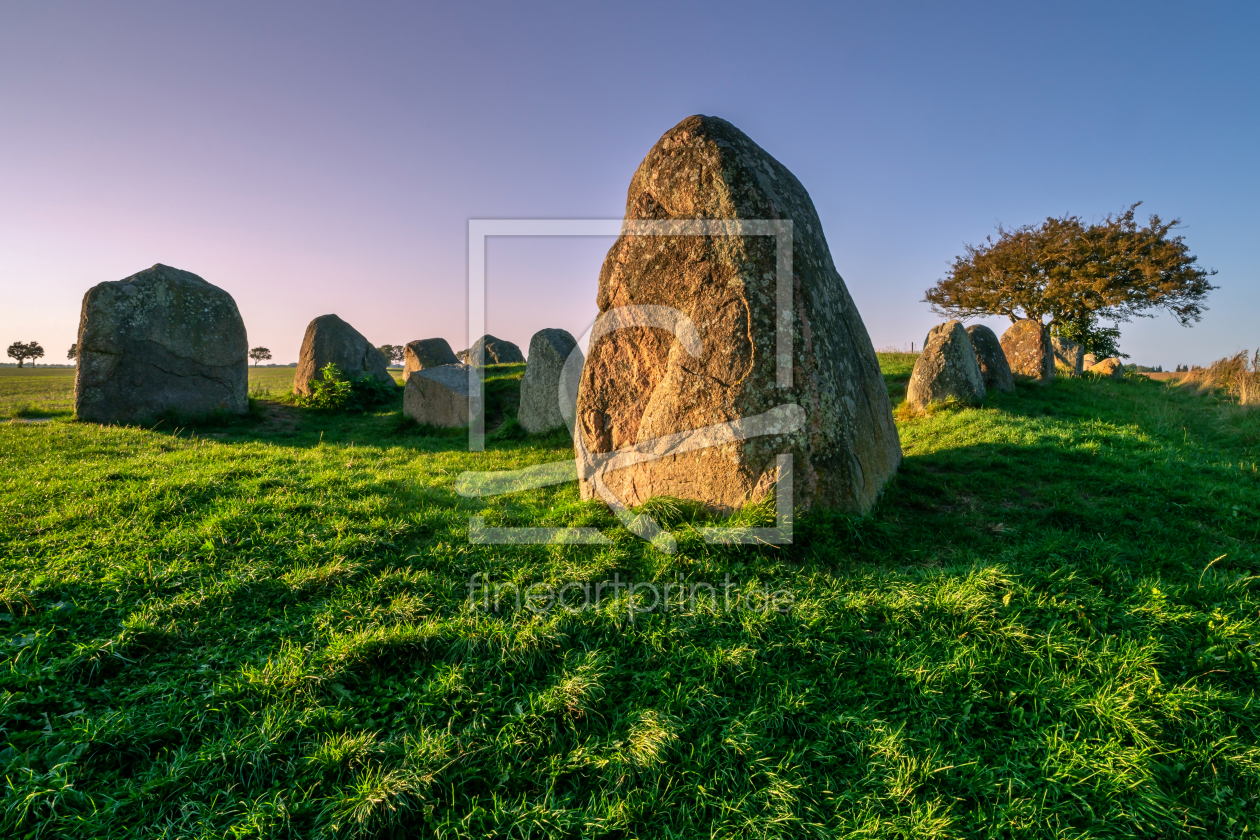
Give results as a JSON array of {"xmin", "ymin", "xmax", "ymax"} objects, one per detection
[{"xmin": 2, "ymin": 1, "xmax": 1256, "ymax": 367}]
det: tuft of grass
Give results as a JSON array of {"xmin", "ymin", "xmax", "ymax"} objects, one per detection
[
  {"xmin": 634, "ymin": 495, "xmax": 713, "ymax": 527},
  {"xmin": 895, "ymin": 395, "xmax": 974, "ymax": 421},
  {"xmin": 1184, "ymin": 349, "xmax": 1260, "ymax": 406},
  {"xmin": 486, "ymin": 415, "xmax": 526, "ymax": 441},
  {"xmin": 618, "ymin": 709, "xmax": 680, "ymax": 771},
  {"xmin": 321, "ymin": 764, "xmax": 422, "ymax": 837},
  {"xmin": 308, "ymin": 731, "xmax": 383, "ymax": 773}
]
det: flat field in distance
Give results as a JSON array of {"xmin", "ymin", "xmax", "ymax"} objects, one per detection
[
  {"xmin": 1, "ymin": 357, "xmax": 1259, "ymax": 837},
  {"xmin": 0, "ymin": 368, "xmax": 77, "ymax": 418},
  {"xmin": 0, "ymin": 366, "xmax": 394, "ymax": 419}
]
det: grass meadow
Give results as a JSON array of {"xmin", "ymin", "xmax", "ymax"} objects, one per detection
[
  {"xmin": 2, "ymin": 356, "xmax": 1259, "ymax": 837},
  {"xmin": 0, "ymin": 367, "xmax": 352, "ymax": 420},
  {"xmin": 0, "ymin": 368, "xmax": 78, "ymax": 419}
]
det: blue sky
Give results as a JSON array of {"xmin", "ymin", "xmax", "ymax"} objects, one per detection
[{"xmin": 1, "ymin": 1, "xmax": 1256, "ymax": 367}]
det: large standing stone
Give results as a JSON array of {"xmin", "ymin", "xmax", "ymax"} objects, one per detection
[
  {"xmin": 459, "ymin": 335, "xmax": 524, "ymax": 365},
  {"xmin": 294, "ymin": 314, "xmax": 395, "ymax": 395},
  {"xmin": 518, "ymin": 329, "xmax": 579, "ymax": 434},
  {"xmin": 965, "ymin": 324, "xmax": 1015, "ymax": 393},
  {"xmin": 403, "ymin": 363, "xmax": 474, "ymax": 427},
  {"xmin": 906, "ymin": 321, "xmax": 986, "ymax": 409},
  {"xmin": 574, "ymin": 115, "xmax": 901, "ymax": 514},
  {"xmin": 403, "ymin": 338, "xmax": 459, "ymax": 380},
  {"xmin": 1087, "ymin": 357, "xmax": 1125, "ymax": 379},
  {"xmin": 1052, "ymin": 336, "xmax": 1085, "ymax": 376},
  {"xmin": 1000, "ymin": 320, "xmax": 1055, "ymax": 381},
  {"xmin": 74, "ymin": 264, "xmax": 248, "ymax": 424}
]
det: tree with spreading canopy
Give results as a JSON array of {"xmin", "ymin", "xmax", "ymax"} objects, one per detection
[
  {"xmin": 249, "ymin": 346, "xmax": 272, "ymax": 366},
  {"xmin": 6, "ymin": 341, "xmax": 44, "ymax": 367},
  {"xmin": 923, "ymin": 204, "xmax": 1217, "ymax": 357},
  {"xmin": 68, "ymin": 343, "xmax": 78, "ymax": 361},
  {"xmin": 378, "ymin": 344, "xmax": 405, "ymax": 366}
]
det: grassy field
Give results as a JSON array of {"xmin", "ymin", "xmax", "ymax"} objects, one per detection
[
  {"xmin": 0, "ymin": 367, "xmax": 407, "ymax": 419},
  {"xmin": 2, "ymin": 357, "xmax": 1259, "ymax": 837},
  {"xmin": 0, "ymin": 368, "xmax": 79, "ymax": 418}
]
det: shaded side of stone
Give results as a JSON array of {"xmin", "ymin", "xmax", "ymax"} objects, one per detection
[
  {"xmin": 460, "ymin": 335, "xmax": 525, "ymax": 365},
  {"xmin": 518, "ymin": 328, "xmax": 579, "ymax": 433},
  {"xmin": 1052, "ymin": 336, "xmax": 1085, "ymax": 376},
  {"xmin": 965, "ymin": 324, "xmax": 1015, "ymax": 393},
  {"xmin": 403, "ymin": 363, "xmax": 475, "ymax": 427},
  {"xmin": 74, "ymin": 264, "xmax": 248, "ymax": 424}
]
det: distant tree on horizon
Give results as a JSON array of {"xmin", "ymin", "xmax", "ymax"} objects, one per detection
[
  {"xmin": 249, "ymin": 346, "xmax": 272, "ymax": 366},
  {"xmin": 68, "ymin": 343, "xmax": 78, "ymax": 361},
  {"xmin": 924, "ymin": 203, "xmax": 1217, "ymax": 358},
  {"xmin": 6, "ymin": 341, "xmax": 44, "ymax": 368},
  {"xmin": 378, "ymin": 344, "xmax": 405, "ymax": 366}
]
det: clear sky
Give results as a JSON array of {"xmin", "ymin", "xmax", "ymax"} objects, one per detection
[{"xmin": 2, "ymin": 1, "xmax": 1256, "ymax": 367}]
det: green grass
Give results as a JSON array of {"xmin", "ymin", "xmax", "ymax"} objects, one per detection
[
  {"xmin": 247, "ymin": 366, "xmax": 307, "ymax": 399},
  {"xmin": 0, "ymin": 368, "xmax": 78, "ymax": 418},
  {"xmin": 0, "ymin": 367, "xmax": 339, "ymax": 420},
  {"xmin": 1, "ymin": 355, "xmax": 1259, "ymax": 837},
  {"xmin": 876, "ymin": 352, "xmax": 919, "ymax": 404}
]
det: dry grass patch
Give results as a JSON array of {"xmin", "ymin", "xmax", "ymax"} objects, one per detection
[{"xmin": 1183, "ymin": 349, "xmax": 1260, "ymax": 406}]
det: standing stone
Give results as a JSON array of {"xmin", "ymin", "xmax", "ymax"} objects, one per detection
[
  {"xmin": 923, "ymin": 322, "xmax": 950, "ymax": 346},
  {"xmin": 294, "ymin": 314, "xmax": 395, "ymax": 396},
  {"xmin": 965, "ymin": 325, "xmax": 1015, "ymax": 394},
  {"xmin": 403, "ymin": 338, "xmax": 459, "ymax": 380},
  {"xmin": 459, "ymin": 335, "xmax": 525, "ymax": 365},
  {"xmin": 1052, "ymin": 336, "xmax": 1085, "ymax": 376},
  {"xmin": 74, "ymin": 264, "xmax": 247, "ymax": 424},
  {"xmin": 518, "ymin": 329, "xmax": 579, "ymax": 434},
  {"xmin": 1083, "ymin": 353, "xmax": 1097, "ymax": 369},
  {"xmin": 1000, "ymin": 320, "xmax": 1055, "ymax": 381},
  {"xmin": 906, "ymin": 321, "xmax": 986, "ymax": 410},
  {"xmin": 403, "ymin": 363, "xmax": 475, "ymax": 427},
  {"xmin": 575, "ymin": 115, "xmax": 901, "ymax": 514},
  {"xmin": 1087, "ymin": 357, "xmax": 1125, "ymax": 378}
]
